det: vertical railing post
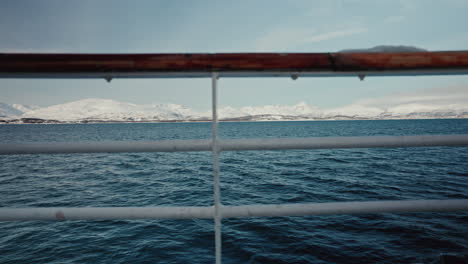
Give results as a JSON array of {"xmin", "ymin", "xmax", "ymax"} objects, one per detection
[{"xmin": 211, "ymin": 72, "xmax": 222, "ymax": 264}]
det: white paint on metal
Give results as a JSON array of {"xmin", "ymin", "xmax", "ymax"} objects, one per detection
[
  {"xmin": 211, "ymin": 72, "xmax": 222, "ymax": 264},
  {"xmin": 218, "ymin": 135, "xmax": 468, "ymax": 151},
  {"xmin": 1, "ymin": 135, "xmax": 468, "ymax": 155},
  {"xmin": 0, "ymin": 206, "xmax": 214, "ymax": 221},
  {"xmin": 1, "ymin": 200, "xmax": 467, "ymax": 221},
  {"xmin": 222, "ymin": 199, "xmax": 468, "ymax": 218},
  {"xmin": 0, "ymin": 140, "xmax": 212, "ymax": 154}
]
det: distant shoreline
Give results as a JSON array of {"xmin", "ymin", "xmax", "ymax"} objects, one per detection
[{"xmin": 1, "ymin": 117, "xmax": 467, "ymax": 125}]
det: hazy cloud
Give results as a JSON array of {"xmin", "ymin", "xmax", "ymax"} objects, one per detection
[
  {"xmin": 384, "ymin": 15, "xmax": 405, "ymax": 24},
  {"xmin": 304, "ymin": 28, "xmax": 367, "ymax": 43},
  {"xmin": 255, "ymin": 27, "xmax": 318, "ymax": 51},
  {"xmin": 255, "ymin": 27, "xmax": 367, "ymax": 51}
]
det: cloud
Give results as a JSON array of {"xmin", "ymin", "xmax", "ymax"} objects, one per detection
[
  {"xmin": 303, "ymin": 27, "xmax": 367, "ymax": 43},
  {"xmin": 254, "ymin": 27, "xmax": 318, "ymax": 51},
  {"xmin": 255, "ymin": 27, "xmax": 367, "ymax": 51},
  {"xmin": 384, "ymin": 15, "xmax": 405, "ymax": 24}
]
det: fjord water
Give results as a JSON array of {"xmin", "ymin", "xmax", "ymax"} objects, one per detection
[{"xmin": 0, "ymin": 120, "xmax": 467, "ymax": 264}]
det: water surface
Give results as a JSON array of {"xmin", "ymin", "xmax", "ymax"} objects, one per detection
[{"xmin": 1, "ymin": 120, "xmax": 467, "ymax": 263}]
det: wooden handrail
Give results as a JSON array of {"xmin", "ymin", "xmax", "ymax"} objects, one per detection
[{"xmin": 1, "ymin": 51, "xmax": 468, "ymax": 78}]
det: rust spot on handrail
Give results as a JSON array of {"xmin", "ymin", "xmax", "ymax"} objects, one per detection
[{"xmin": 55, "ymin": 210, "xmax": 65, "ymax": 220}]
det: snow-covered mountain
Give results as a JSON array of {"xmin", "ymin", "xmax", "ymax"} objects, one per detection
[
  {"xmin": 0, "ymin": 103, "xmax": 39, "ymax": 118},
  {"xmin": 0, "ymin": 103, "xmax": 22, "ymax": 118},
  {"xmin": 1, "ymin": 96, "xmax": 467, "ymax": 123},
  {"xmin": 324, "ymin": 103, "xmax": 468, "ymax": 120},
  {"xmin": 215, "ymin": 102, "xmax": 322, "ymax": 120},
  {"xmin": 11, "ymin": 104, "xmax": 39, "ymax": 113},
  {"xmin": 21, "ymin": 98, "xmax": 201, "ymax": 121}
]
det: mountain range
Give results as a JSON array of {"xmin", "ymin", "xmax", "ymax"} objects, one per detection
[{"xmin": 1, "ymin": 97, "xmax": 467, "ymax": 123}]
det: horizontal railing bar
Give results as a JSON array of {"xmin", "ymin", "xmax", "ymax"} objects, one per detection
[
  {"xmin": 1, "ymin": 200, "xmax": 467, "ymax": 221},
  {"xmin": 222, "ymin": 199, "xmax": 468, "ymax": 218},
  {"xmin": 220, "ymin": 134, "xmax": 468, "ymax": 151},
  {"xmin": 1, "ymin": 135, "xmax": 468, "ymax": 155},
  {"xmin": 0, "ymin": 206, "xmax": 214, "ymax": 221},
  {"xmin": 0, "ymin": 139, "xmax": 211, "ymax": 155},
  {"xmin": 1, "ymin": 52, "xmax": 468, "ymax": 78}
]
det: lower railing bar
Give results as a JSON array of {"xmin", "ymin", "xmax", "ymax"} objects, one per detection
[
  {"xmin": 222, "ymin": 199, "xmax": 468, "ymax": 218},
  {"xmin": 1, "ymin": 200, "xmax": 467, "ymax": 221},
  {"xmin": 0, "ymin": 139, "xmax": 211, "ymax": 155},
  {"xmin": 0, "ymin": 206, "xmax": 214, "ymax": 221},
  {"xmin": 1, "ymin": 135, "xmax": 468, "ymax": 155},
  {"xmin": 220, "ymin": 135, "xmax": 468, "ymax": 151}
]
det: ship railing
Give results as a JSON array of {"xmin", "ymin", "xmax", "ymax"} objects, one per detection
[{"xmin": 1, "ymin": 52, "xmax": 468, "ymax": 264}]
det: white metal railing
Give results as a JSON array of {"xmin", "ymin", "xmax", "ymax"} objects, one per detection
[
  {"xmin": 1, "ymin": 73, "xmax": 468, "ymax": 264},
  {"xmin": 2, "ymin": 135, "xmax": 468, "ymax": 155},
  {"xmin": 211, "ymin": 73, "xmax": 222, "ymax": 264},
  {"xmin": 1, "ymin": 200, "xmax": 468, "ymax": 221}
]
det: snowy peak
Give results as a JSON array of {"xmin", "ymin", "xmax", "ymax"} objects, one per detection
[
  {"xmin": 0, "ymin": 103, "xmax": 23, "ymax": 118},
  {"xmin": 11, "ymin": 104, "xmax": 39, "ymax": 113},
  {"xmin": 21, "ymin": 98, "xmax": 201, "ymax": 121},
  {"xmin": 1, "ymin": 92, "xmax": 468, "ymax": 123},
  {"xmin": 0, "ymin": 103, "xmax": 39, "ymax": 118},
  {"xmin": 217, "ymin": 101, "xmax": 321, "ymax": 119}
]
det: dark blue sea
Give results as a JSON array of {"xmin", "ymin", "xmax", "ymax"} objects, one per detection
[{"xmin": 1, "ymin": 120, "xmax": 468, "ymax": 264}]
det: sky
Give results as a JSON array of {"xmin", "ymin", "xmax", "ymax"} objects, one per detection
[{"xmin": 1, "ymin": 0, "xmax": 468, "ymax": 111}]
